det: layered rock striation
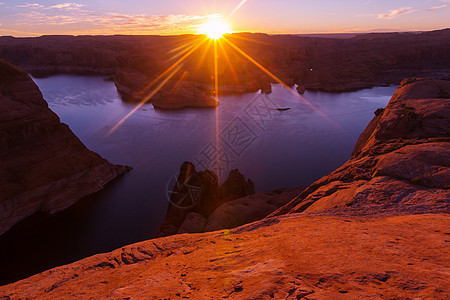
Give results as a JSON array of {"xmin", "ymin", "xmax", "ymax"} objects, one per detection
[{"xmin": 0, "ymin": 59, "xmax": 130, "ymax": 236}]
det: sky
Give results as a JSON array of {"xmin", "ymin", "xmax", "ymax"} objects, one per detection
[{"xmin": 0, "ymin": 0, "xmax": 449, "ymax": 37}]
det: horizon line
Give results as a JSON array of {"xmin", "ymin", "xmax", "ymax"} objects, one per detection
[{"xmin": 1, "ymin": 28, "xmax": 449, "ymax": 39}]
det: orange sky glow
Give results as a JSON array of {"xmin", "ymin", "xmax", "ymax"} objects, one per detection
[{"xmin": 0, "ymin": 0, "xmax": 449, "ymax": 37}]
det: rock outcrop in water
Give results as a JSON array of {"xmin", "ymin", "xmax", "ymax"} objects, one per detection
[
  {"xmin": 158, "ymin": 162, "xmax": 256, "ymax": 236},
  {"xmin": 0, "ymin": 59, "xmax": 131, "ymax": 236},
  {"xmin": 296, "ymin": 83, "xmax": 306, "ymax": 94},
  {"xmin": 114, "ymin": 69, "xmax": 219, "ymax": 109},
  {"xmin": 0, "ymin": 79, "xmax": 449, "ymax": 298}
]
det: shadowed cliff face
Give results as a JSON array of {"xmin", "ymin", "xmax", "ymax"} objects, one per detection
[
  {"xmin": 0, "ymin": 79, "xmax": 448, "ymax": 298},
  {"xmin": 0, "ymin": 59, "xmax": 131, "ymax": 236}
]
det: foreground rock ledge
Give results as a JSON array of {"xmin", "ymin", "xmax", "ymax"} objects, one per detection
[
  {"xmin": 0, "ymin": 214, "xmax": 448, "ymax": 299},
  {"xmin": 0, "ymin": 59, "xmax": 131, "ymax": 236}
]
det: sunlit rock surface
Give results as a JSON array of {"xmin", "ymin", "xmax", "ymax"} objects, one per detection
[
  {"xmin": 0, "ymin": 214, "xmax": 448, "ymax": 299},
  {"xmin": 0, "ymin": 78, "xmax": 449, "ymax": 298},
  {"xmin": 0, "ymin": 59, "xmax": 131, "ymax": 236}
]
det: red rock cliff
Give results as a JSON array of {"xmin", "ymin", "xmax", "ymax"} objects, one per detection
[{"xmin": 0, "ymin": 59, "xmax": 130, "ymax": 236}]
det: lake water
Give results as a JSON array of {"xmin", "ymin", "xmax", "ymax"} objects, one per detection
[{"xmin": 0, "ymin": 75, "xmax": 396, "ymax": 284}]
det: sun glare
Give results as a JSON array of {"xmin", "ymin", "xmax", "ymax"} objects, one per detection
[{"xmin": 198, "ymin": 18, "xmax": 232, "ymax": 40}]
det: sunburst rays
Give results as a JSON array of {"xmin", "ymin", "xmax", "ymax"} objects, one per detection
[{"xmin": 108, "ymin": 30, "xmax": 337, "ymax": 172}]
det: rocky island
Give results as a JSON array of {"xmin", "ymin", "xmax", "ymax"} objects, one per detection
[
  {"xmin": 0, "ymin": 59, "xmax": 131, "ymax": 236},
  {"xmin": 0, "ymin": 77, "xmax": 448, "ymax": 298},
  {"xmin": 114, "ymin": 69, "xmax": 219, "ymax": 109}
]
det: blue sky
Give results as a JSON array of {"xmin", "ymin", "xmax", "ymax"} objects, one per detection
[{"xmin": 0, "ymin": 0, "xmax": 449, "ymax": 36}]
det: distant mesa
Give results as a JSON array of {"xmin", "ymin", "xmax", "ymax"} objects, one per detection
[{"xmin": 1, "ymin": 29, "xmax": 449, "ymax": 100}]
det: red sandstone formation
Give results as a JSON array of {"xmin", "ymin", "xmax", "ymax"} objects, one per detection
[
  {"xmin": 0, "ymin": 78, "xmax": 448, "ymax": 298},
  {"xmin": 0, "ymin": 59, "xmax": 130, "ymax": 236}
]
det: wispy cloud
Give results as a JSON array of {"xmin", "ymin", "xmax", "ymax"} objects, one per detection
[
  {"xmin": 377, "ymin": 7, "xmax": 414, "ymax": 19},
  {"xmin": 47, "ymin": 3, "xmax": 85, "ymax": 11},
  {"xmin": 17, "ymin": 2, "xmax": 86, "ymax": 11},
  {"xmin": 0, "ymin": 27, "xmax": 42, "ymax": 37},
  {"xmin": 92, "ymin": 13, "xmax": 206, "ymax": 33},
  {"xmin": 326, "ymin": 26, "xmax": 403, "ymax": 33},
  {"xmin": 16, "ymin": 3, "xmax": 45, "ymax": 9},
  {"xmin": 428, "ymin": 4, "xmax": 448, "ymax": 10},
  {"xmin": 14, "ymin": 2, "xmax": 214, "ymax": 35}
]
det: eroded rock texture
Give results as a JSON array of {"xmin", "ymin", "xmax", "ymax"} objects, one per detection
[{"xmin": 0, "ymin": 59, "xmax": 130, "ymax": 236}]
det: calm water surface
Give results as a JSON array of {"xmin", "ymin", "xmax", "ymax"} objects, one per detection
[{"xmin": 0, "ymin": 75, "xmax": 396, "ymax": 284}]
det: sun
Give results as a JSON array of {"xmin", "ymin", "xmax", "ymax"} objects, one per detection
[{"xmin": 198, "ymin": 18, "xmax": 232, "ymax": 40}]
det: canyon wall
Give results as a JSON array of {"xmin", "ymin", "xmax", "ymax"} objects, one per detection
[
  {"xmin": 1, "ymin": 29, "xmax": 449, "ymax": 100},
  {"xmin": 0, "ymin": 59, "xmax": 131, "ymax": 236}
]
